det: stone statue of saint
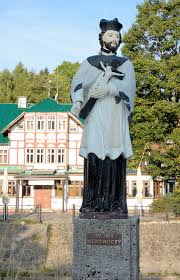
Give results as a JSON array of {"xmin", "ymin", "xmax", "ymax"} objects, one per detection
[{"xmin": 70, "ymin": 18, "xmax": 136, "ymax": 217}]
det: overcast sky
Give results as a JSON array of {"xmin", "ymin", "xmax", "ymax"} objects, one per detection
[{"xmin": 0, "ymin": 0, "xmax": 144, "ymax": 73}]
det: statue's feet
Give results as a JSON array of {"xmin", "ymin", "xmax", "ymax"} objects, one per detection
[{"xmin": 113, "ymin": 207, "xmax": 127, "ymax": 213}]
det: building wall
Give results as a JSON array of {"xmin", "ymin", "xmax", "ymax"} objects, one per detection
[
  {"xmin": 1, "ymin": 112, "xmax": 83, "ymax": 170},
  {"xmin": 9, "ymin": 119, "xmax": 25, "ymax": 165},
  {"xmin": 127, "ymin": 174, "xmax": 154, "ymax": 198}
]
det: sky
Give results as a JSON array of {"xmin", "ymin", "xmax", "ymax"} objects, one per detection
[{"xmin": 0, "ymin": 0, "xmax": 144, "ymax": 73}]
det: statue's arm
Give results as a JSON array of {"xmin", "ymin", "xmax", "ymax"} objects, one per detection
[
  {"xmin": 110, "ymin": 60, "xmax": 136, "ymax": 113},
  {"xmin": 70, "ymin": 60, "xmax": 88, "ymax": 117},
  {"xmin": 70, "ymin": 61, "xmax": 87, "ymax": 104}
]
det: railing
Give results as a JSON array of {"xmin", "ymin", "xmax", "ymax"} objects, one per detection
[
  {"xmin": 70, "ymin": 204, "xmax": 177, "ymax": 221},
  {"xmin": 0, "ymin": 203, "xmax": 43, "ymax": 223},
  {"xmin": 0, "ymin": 203, "xmax": 177, "ymax": 222}
]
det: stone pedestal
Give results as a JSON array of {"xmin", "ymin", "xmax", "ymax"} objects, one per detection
[{"xmin": 73, "ymin": 216, "xmax": 139, "ymax": 280}]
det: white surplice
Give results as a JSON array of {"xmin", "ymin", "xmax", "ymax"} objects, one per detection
[{"xmin": 71, "ymin": 55, "xmax": 136, "ymax": 160}]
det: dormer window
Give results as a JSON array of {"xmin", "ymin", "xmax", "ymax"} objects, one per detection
[
  {"xmin": 26, "ymin": 116, "xmax": 34, "ymax": 130},
  {"xmin": 37, "ymin": 116, "xmax": 45, "ymax": 131},
  {"xmin": 58, "ymin": 118, "xmax": 66, "ymax": 131}
]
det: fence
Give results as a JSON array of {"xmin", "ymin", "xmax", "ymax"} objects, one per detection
[
  {"xmin": 0, "ymin": 203, "xmax": 176, "ymax": 223},
  {"xmin": 0, "ymin": 203, "xmax": 42, "ymax": 223}
]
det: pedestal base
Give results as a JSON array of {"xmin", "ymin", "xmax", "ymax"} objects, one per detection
[{"xmin": 73, "ymin": 216, "xmax": 139, "ymax": 280}]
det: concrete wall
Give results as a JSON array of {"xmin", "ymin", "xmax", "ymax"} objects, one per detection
[
  {"xmin": 140, "ymin": 221, "xmax": 180, "ymax": 274},
  {"xmin": 45, "ymin": 220, "xmax": 180, "ymax": 277}
]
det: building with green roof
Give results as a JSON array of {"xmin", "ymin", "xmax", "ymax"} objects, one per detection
[{"xmin": 0, "ymin": 97, "xmax": 154, "ymax": 212}]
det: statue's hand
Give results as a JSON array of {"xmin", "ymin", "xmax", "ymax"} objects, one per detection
[
  {"xmin": 100, "ymin": 61, "xmax": 125, "ymax": 80},
  {"xmin": 88, "ymin": 82, "xmax": 109, "ymax": 98},
  {"xmin": 71, "ymin": 101, "xmax": 82, "ymax": 117}
]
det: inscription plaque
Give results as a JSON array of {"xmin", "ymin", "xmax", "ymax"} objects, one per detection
[{"xmin": 86, "ymin": 232, "xmax": 122, "ymax": 246}]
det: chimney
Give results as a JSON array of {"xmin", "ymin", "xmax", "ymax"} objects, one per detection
[{"xmin": 18, "ymin": 96, "xmax": 27, "ymax": 109}]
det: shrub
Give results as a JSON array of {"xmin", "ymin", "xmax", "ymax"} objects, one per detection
[{"xmin": 151, "ymin": 187, "xmax": 180, "ymax": 216}]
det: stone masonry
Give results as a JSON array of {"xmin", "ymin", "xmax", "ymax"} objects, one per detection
[{"xmin": 140, "ymin": 221, "xmax": 180, "ymax": 274}]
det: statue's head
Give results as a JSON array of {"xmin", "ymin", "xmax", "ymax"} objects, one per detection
[{"xmin": 99, "ymin": 18, "xmax": 123, "ymax": 54}]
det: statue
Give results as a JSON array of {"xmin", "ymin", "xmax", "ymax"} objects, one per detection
[{"xmin": 70, "ymin": 18, "xmax": 136, "ymax": 218}]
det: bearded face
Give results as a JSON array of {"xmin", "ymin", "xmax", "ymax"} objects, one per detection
[
  {"xmin": 104, "ymin": 41, "xmax": 119, "ymax": 52},
  {"xmin": 101, "ymin": 30, "xmax": 121, "ymax": 53}
]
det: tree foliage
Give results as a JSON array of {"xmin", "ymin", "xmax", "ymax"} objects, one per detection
[
  {"xmin": 122, "ymin": 0, "xmax": 180, "ymax": 182},
  {"xmin": 122, "ymin": 0, "xmax": 180, "ymax": 101},
  {"xmin": 151, "ymin": 187, "xmax": 180, "ymax": 216},
  {"xmin": 52, "ymin": 61, "xmax": 80, "ymax": 103},
  {"xmin": 0, "ymin": 61, "xmax": 80, "ymax": 104}
]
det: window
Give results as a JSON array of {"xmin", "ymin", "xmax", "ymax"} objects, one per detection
[
  {"xmin": 8, "ymin": 181, "xmax": 16, "ymax": 197},
  {"xmin": 143, "ymin": 181, "xmax": 150, "ymax": 197},
  {"xmin": 26, "ymin": 148, "xmax": 34, "ymax": 163},
  {"xmin": 58, "ymin": 148, "xmax": 65, "ymax": 163},
  {"xmin": 132, "ymin": 187, "xmax": 137, "ymax": 197},
  {"xmin": 0, "ymin": 149, "xmax": 8, "ymax": 163},
  {"xmin": 58, "ymin": 119, "xmax": 66, "ymax": 131},
  {"xmin": 48, "ymin": 116, "xmax": 55, "ymax": 130},
  {"xmin": 37, "ymin": 116, "xmax": 44, "ymax": 130},
  {"xmin": 131, "ymin": 181, "xmax": 137, "ymax": 197},
  {"xmin": 47, "ymin": 148, "xmax": 55, "ymax": 163},
  {"xmin": 144, "ymin": 187, "xmax": 149, "ymax": 197},
  {"xmin": 26, "ymin": 117, "xmax": 34, "ymax": 130},
  {"xmin": 17, "ymin": 122, "xmax": 24, "ymax": 129},
  {"xmin": 37, "ymin": 149, "xmax": 44, "ymax": 163},
  {"xmin": 68, "ymin": 181, "xmax": 83, "ymax": 197},
  {"xmin": 22, "ymin": 185, "xmax": 31, "ymax": 197},
  {"xmin": 55, "ymin": 180, "xmax": 64, "ymax": 197},
  {"xmin": 69, "ymin": 126, "xmax": 77, "ymax": 132}
]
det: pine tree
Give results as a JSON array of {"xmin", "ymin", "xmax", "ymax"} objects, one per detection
[{"xmin": 0, "ymin": 69, "xmax": 14, "ymax": 103}]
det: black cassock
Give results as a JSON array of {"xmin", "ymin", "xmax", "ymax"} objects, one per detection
[{"xmin": 80, "ymin": 153, "xmax": 128, "ymax": 215}]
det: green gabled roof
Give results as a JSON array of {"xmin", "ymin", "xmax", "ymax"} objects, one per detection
[
  {"xmin": 0, "ymin": 98, "xmax": 82, "ymax": 142},
  {"xmin": 0, "ymin": 104, "xmax": 24, "ymax": 131},
  {"xmin": 27, "ymin": 98, "xmax": 72, "ymax": 113},
  {"xmin": 0, "ymin": 133, "xmax": 9, "ymax": 143}
]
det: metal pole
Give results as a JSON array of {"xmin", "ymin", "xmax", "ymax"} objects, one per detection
[
  {"xmin": 7, "ymin": 205, "xmax": 8, "ymax": 221},
  {"xmin": 39, "ymin": 203, "xmax": 42, "ymax": 223},
  {"xmin": 72, "ymin": 204, "xmax": 75, "ymax": 218},
  {"xmin": 15, "ymin": 181, "xmax": 19, "ymax": 213},
  {"xmin": 62, "ymin": 186, "xmax": 64, "ymax": 213},
  {"xmin": 3, "ymin": 204, "xmax": 8, "ymax": 222},
  {"xmin": 3, "ymin": 205, "xmax": 5, "ymax": 221},
  {"xmin": 5, "ymin": 204, "xmax": 7, "ymax": 221}
]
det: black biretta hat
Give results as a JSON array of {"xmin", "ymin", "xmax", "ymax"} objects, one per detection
[{"xmin": 100, "ymin": 18, "xmax": 123, "ymax": 32}]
